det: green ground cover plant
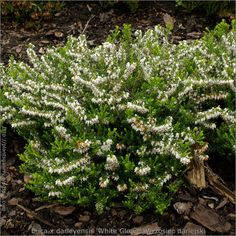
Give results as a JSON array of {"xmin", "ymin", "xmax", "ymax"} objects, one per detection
[{"xmin": 0, "ymin": 21, "xmax": 235, "ymax": 214}]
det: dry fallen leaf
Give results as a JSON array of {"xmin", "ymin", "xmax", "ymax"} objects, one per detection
[
  {"xmin": 54, "ymin": 31, "xmax": 64, "ymax": 38},
  {"xmin": 28, "ymin": 221, "xmax": 45, "ymax": 236},
  {"xmin": 24, "ymin": 175, "xmax": 32, "ymax": 183},
  {"xmin": 163, "ymin": 13, "xmax": 175, "ymax": 30},
  {"xmin": 8, "ymin": 198, "xmax": 20, "ymax": 206},
  {"xmin": 54, "ymin": 205, "xmax": 76, "ymax": 216},
  {"xmin": 78, "ymin": 214, "xmax": 90, "ymax": 223},
  {"xmin": 173, "ymin": 202, "xmax": 193, "ymax": 215}
]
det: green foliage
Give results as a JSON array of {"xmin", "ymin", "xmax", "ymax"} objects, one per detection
[
  {"xmin": 176, "ymin": 0, "xmax": 234, "ymax": 16},
  {"xmin": 1, "ymin": 0, "xmax": 64, "ymax": 23},
  {"xmin": 99, "ymin": 0, "xmax": 139, "ymax": 13},
  {"xmin": 0, "ymin": 21, "xmax": 235, "ymax": 214}
]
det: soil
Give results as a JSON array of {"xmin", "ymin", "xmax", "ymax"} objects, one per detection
[{"xmin": 0, "ymin": 1, "xmax": 235, "ymax": 235}]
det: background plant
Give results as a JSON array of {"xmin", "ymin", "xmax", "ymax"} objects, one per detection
[
  {"xmin": 99, "ymin": 0, "xmax": 139, "ymax": 12},
  {"xmin": 0, "ymin": 20, "xmax": 235, "ymax": 214},
  {"xmin": 175, "ymin": 0, "xmax": 234, "ymax": 16},
  {"xmin": 1, "ymin": 0, "xmax": 64, "ymax": 23}
]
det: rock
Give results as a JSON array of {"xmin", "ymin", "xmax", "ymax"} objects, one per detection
[
  {"xmin": 133, "ymin": 216, "xmax": 144, "ymax": 225},
  {"xmin": 190, "ymin": 203, "xmax": 231, "ymax": 233},
  {"xmin": 78, "ymin": 215, "xmax": 90, "ymax": 223},
  {"xmin": 173, "ymin": 202, "xmax": 193, "ymax": 215},
  {"xmin": 182, "ymin": 222, "xmax": 206, "ymax": 235}
]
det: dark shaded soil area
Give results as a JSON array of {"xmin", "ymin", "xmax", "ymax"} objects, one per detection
[{"xmin": 0, "ymin": 1, "xmax": 235, "ymax": 235}]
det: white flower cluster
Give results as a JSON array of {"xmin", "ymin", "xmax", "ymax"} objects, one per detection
[
  {"xmin": 74, "ymin": 139, "xmax": 92, "ymax": 154},
  {"xmin": 117, "ymin": 184, "xmax": 128, "ymax": 192},
  {"xmin": 55, "ymin": 176, "xmax": 75, "ymax": 186},
  {"xmin": 55, "ymin": 125, "xmax": 71, "ymax": 141},
  {"xmin": 105, "ymin": 154, "xmax": 119, "ymax": 171},
  {"xmin": 48, "ymin": 155, "xmax": 90, "ymax": 174},
  {"xmin": 160, "ymin": 173, "xmax": 172, "ymax": 186},
  {"xmin": 99, "ymin": 177, "xmax": 109, "ymax": 188},
  {"xmin": 48, "ymin": 191, "xmax": 62, "ymax": 197},
  {"xmin": 134, "ymin": 162, "xmax": 151, "ymax": 176},
  {"xmin": 100, "ymin": 139, "xmax": 113, "ymax": 152}
]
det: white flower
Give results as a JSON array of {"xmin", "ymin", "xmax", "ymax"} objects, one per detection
[
  {"xmin": 99, "ymin": 177, "xmax": 109, "ymax": 188},
  {"xmin": 105, "ymin": 154, "xmax": 119, "ymax": 171},
  {"xmin": 117, "ymin": 184, "xmax": 127, "ymax": 192},
  {"xmin": 48, "ymin": 191, "xmax": 62, "ymax": 197}
]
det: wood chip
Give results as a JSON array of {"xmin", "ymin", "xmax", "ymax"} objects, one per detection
[
  {"xmin": 54, "ymin": 205, "xmax": 76, "ymax": 216},
  {"xmin": 75, "ymin": 222, "xmax": 83, "ymax": 229},
  {"xmin": 182, "ymin": 222, "xmax": 206, "ymax": 235},
  {"xmin": 54, "ymin": 31, "xmax": 64, "ymax": 38},
  {"xmin": 35, "ymin": 203, "xmax": 58, "ymax": 212},
  {"xmin": 133, "ymin": 215, "xmax": 144, "ymax": 225},
  {"xmin": 17, "ymin": 204, "xmax": 55, "ymax": 228},
  {"xmin": 216, "ymin": 198, "xmax": 228, "ymax": 210},
  {"xmin": 190, "ymin": 203, "xmax": 231, "ymax": 233},
  {"xmin": 173, "ymin": 202, "xmax": 193, "ymax": 215},
  {"xmin": 78, "ymin": 214, "xmax": 90, "ymax": 223},
  {"xmin": 8, "ymin": 198, "xmax": 20, "ymax": 206}
]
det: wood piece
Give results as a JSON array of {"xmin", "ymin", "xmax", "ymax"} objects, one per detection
[
  {"xmin": 205, "ymin": 164, "xmax": 235, "ymax": 204},
  {"xmin": 190, "ymin": 203, "xmax": 231, "ymax": 233},
  {"xmin": 16, "ymin": 204, "xmax": 55, "ymax": 228}
]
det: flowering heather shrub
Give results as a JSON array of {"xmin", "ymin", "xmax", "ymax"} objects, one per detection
[{"xmin": 0, "ymin": 21, "xmax": 235, "ymax": 214}]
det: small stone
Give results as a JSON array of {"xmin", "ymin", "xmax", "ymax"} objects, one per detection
[
  {"xmin": 133, "ymin": 215, "xmax": 144, "ymax": 225},
  {"xmin": 79, "ymin": 215, "xmax": 90, "ymax": 223}
]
